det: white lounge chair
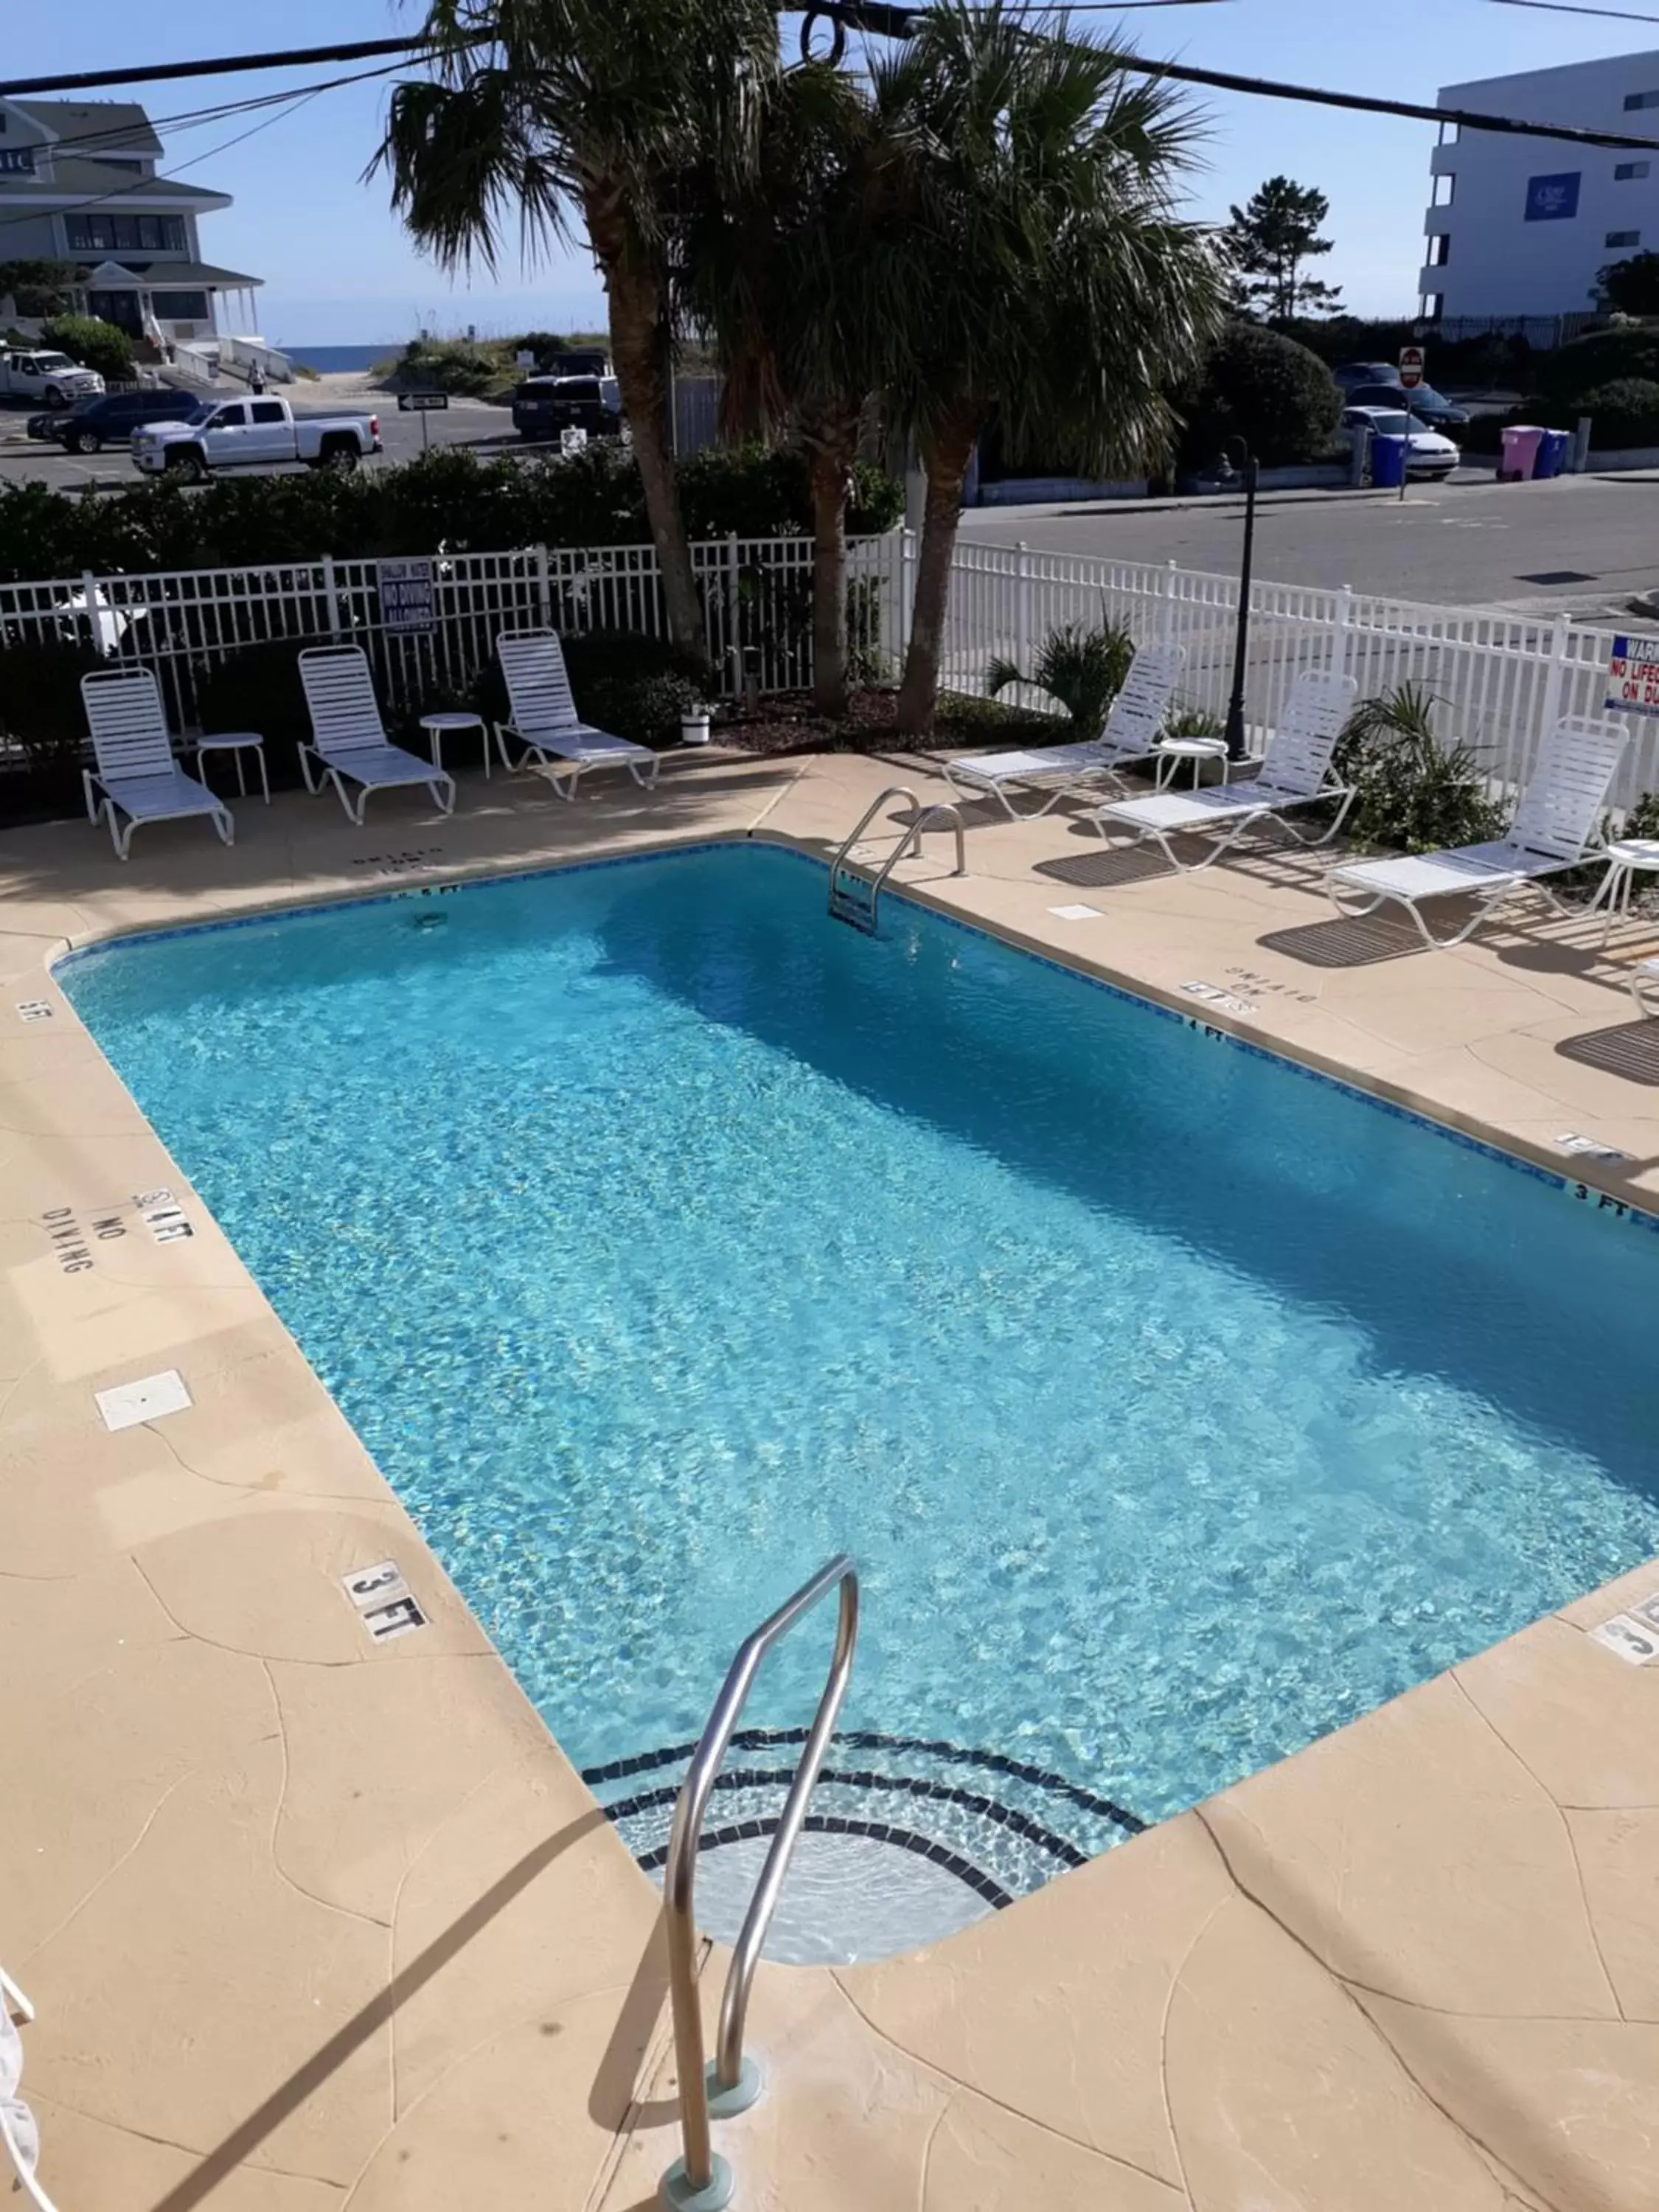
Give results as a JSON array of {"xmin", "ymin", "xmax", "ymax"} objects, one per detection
[
  {"xmin": 1325, "ymin": 716, "xmax": 1630, "ymax": 949},
  {"xmin": 940, "ymin": 642, "xmax": 1188, "ymax": 819},
  {"xmin": 1632, "ymin": 958, "xmax": 1659, "ymax": 1018},
  {"xmin": 296, "ymin": 647, "xmax": 456, "ymax": 823},
  {"xmin": 81, "ymin": 669, "xmax": 234, "ymax": 860},
  {"xmin": 494, "ymin": 629, "xmax": 660, "ymax": 798},
  {"xmin": 1, "ymin": 1965, "xmax": 59, "ymax": 2212},
  {"xmin": 1085, "ymin": 669, "xmax": 1360, "ymax": 870}
]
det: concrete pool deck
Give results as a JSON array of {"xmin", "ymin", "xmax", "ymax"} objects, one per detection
[{"xmin": 2, "ymin": 744, "xmax": 1658, "ymax": 2212}]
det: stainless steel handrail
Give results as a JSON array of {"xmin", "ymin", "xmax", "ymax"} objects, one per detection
[
  {"xmin": 829, "ymin": 790, "xmax": 967, "ymax": 933},
  {"xmin": 660, "ymin": 1556, "xmax": 860, "ymax": 2211},
  {"xmin": 871, "ymin": 801, "xmax": 967, "ymax": 900}
]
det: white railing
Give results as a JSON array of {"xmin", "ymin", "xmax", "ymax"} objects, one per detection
[
  {"xmin": 2, "ymin": 527, "xmax": 1654, "ymax": 810},
  {"xmin": 945, "ymin": 540, "xmax": 1659, "ymax": 810},
  {"xmin": 0, "ymin": 534, "xmax": 911, "ymax": 741}
]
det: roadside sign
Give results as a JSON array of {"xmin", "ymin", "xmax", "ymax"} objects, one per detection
[
  {"xmin": 1606, "ymin": 634, "xmax": 1659, "ymax": 717},
  {"xmin": 559, "ymin": 425, "xmax": 588, "ymax": 456},
  {"xmin": 1399, "ymin": 345, "xmax": 1425, "ymax": 390},
  {"xmin": 397, "ymin": 389, "xmax": 449, "ymax": 412},
  {"xmin": 378, "ymin": 557, "xmax": 436, "ymax": 636}
]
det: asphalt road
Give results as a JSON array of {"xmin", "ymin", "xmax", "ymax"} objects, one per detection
[
  {"xmin": 958, "ymin": 470, "xmax": 1659, "ymax": 616},
  {"xmin": 0, "ymin": 393, "xmax": 528, "ymax": 493}
]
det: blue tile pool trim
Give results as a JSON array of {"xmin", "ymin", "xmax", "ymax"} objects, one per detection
[
  {"xmin": 637, "ymin": 1813, "xmax": 1018, "ymax": 1912},
  {"xmin": 582, "ymin": 1724, "xmax": 1148, "ymax": 1835},
  {"xmin": 50, "ymin": 832, "xmax": 1659, "ymax": 1237}
]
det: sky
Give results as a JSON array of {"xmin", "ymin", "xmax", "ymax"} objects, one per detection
[{"xmin": 5, "ymin": 0, "xmax": 1659, "ymax": 345}]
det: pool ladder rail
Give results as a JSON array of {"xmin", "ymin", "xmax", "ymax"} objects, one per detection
[
  {"xmin": 827, "ymin": 787, "xmax": 966, "ymax": 934},
  {"xmin": 659, "ymin": 1556, "xmax": 860, "ymax": 2212}
]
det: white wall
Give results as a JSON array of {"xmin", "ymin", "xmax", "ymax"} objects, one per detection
[{"xmin": 1424, "ymin": 50, "xmax": 1659, "ymax": 318}]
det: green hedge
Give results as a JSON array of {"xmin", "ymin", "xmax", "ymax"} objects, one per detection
[{"xmin": 0, "ymin": 441, "xmax": 904, "ymax": 585}]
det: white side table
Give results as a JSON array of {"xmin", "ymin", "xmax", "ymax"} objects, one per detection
[
  {"xmin": 192, "ymin": 732, "xmax": 269, "ymax": 803},
  {"xmin": 421, "ymin": 712, "xmax": 490, "ymax": 780},
  {"xmin": 1592, "ymin": 838, "xmax": 1659, "ymax": 944},
  {"xmin": 1154, "ymin": 735, "xmax": 1230, "ymax": 790}
]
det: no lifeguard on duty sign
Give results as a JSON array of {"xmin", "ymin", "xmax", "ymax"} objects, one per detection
[{"xmin": 1606, "ymin": 635, "xmax": 1659, "ymax": 717}]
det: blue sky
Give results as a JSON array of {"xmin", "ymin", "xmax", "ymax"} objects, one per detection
[{"xmin": 7, "ymin": 0, "xmax": 1659, "ymax": 344}]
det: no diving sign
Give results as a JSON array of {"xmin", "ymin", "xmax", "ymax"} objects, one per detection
[{"xmin": 1606, "ymin": 634, "xmax": 1659, "ymax": 717}]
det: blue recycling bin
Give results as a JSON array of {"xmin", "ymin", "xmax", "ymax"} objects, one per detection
[
  {"xmin": 1370, "ymin": 433, "xmax": 1408, "ymax": 489},
  {"xmin": 1535, "ymin": 428, "xmax": 1572, "ymax": 480}
]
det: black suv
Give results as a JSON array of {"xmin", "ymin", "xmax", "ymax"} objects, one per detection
[
  {"xmin": 30, "ymin": 390, "xmax": 205, "ymax": 453},
  {"xmin": 511, "ymin": 375, "xmax": 625, "ymax": 442}
]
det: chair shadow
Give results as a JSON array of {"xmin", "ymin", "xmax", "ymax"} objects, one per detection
[
  {"xmin": 1257, "ymin": 916, "xmax": 1429, "ymax": 969},
  {"xmin": 1032, "ymin": 846, "xmax": 1174, "ymax": 890},
  {"xmin": 1555, "ymin": 1019, "xmax": 1659, "ymax": 1088}
]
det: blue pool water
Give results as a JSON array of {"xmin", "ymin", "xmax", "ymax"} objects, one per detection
[{"xmin": 63, "ymin": 846, "xmax": 1659, "ymax": 1830}]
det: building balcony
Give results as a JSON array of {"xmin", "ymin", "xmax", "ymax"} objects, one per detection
[
  {"xmin": 1430, "ymin": 142, "xmax": 1459, "ymax": 176},
  {"xmin": 1423, "ymin": 209, "xmax": 1453, "ymax": 237}
]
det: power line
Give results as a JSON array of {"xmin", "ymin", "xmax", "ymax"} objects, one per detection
[
  {"xmin": 0, "ymin": 38, "xmax": 428, "ymax": 102},
  {"xmin": 10, "ymin": 13, "xmax": 1659, "ymax": 159},
  {"xmin": 820, "ymin": 1, "xmax": 1659, "ymax": 147},
  {"xmin": 1486, "ymin": 0, "xmax": 1659, "ymax": 20},
  {"xmin": 0, "ymin": 82, "xmax": 336, "ymax": 237}
]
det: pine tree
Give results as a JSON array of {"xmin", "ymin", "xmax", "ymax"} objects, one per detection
[{"xmin": 1220, "ymin": 175, "xmax": 1342, "ymax": 324}]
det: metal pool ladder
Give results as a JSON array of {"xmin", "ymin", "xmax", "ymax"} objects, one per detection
[
  {"xmin": 827, "ymin": 787, "xmax": 965, "ymax": 934},
  {"xmin": 659, "ymin": 1555, "xmax": 860, "ymax": 2211}
]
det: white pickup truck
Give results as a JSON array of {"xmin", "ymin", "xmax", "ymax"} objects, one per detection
[
  {"xmin": 129, "ymin": 394, "xmax": 383, "ymax": 479},
  {"xmin": 0, "ymin": 348, "xmax": 104, "ymax": 406}
]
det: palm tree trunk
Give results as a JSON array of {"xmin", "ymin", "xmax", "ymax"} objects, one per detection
[
  {"xmin": 808, "ymin": 448, "xmax": 849, "ymax": 717},
  {"xmin": 588, "ymin": 199, "xmax": 706, "ymax": 670},
  {"xmin": 895, "ymin": 413, "xmax": 977, "ymax": 737},
  {"xmin": 801, "ymin": 406, "xmax": 859, "ymax": 718}
]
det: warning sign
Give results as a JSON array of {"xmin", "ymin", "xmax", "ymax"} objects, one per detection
[
  {"xmin": 1605, "ymin": 633, "xmax": 1659, "ymax": 717},
  {"xmin": 1399, "ymin": 345, "xmax": 1425, "ymax": 390}
]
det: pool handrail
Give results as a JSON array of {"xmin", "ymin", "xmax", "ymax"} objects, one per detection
[
  {"xmin": 659, "ymin": 1554, "xmax": 860, "ymax": 2210},
  {"xmin": 829, "ymin": 788, "xmax": 966, "ymax": 933}
]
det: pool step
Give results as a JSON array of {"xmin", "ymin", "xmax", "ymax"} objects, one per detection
[{"xmin": 581, "ymin": 1728, "xmax": 1146, "ymax": 1913}]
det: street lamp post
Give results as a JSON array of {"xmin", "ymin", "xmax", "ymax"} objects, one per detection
[{"xmin": 1220, "ymin": 434, "xmax": 1257, "ymax": 765}]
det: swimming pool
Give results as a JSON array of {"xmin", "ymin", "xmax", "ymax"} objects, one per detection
[{"xmin": 62, "ymin": 845, "xmax": 1659, "ymax": 1944}]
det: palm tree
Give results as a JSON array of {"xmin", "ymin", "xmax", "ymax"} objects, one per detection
[
  {"xmin": 869, "ymin": 6, "xmax": 1224, "ymax": 734},
  {"xmin": 684, "ymin": 63, "xmax": 890, "ymax": 717},
  {"xmin": 372, "ymin": 0, "xmax": 776, "ymax": 667}
]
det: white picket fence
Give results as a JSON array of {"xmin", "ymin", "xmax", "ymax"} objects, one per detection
[
  {"xmin": 0, "ymin": 533, "xmax": 911, "ymax": 742},
  {"xmin": 3, "ymin": 527, "xmax": 1655, "ymax": 810},
  {"xmin": 942, "ymin": 540, "xmax": 1659, "ymax": 812}
]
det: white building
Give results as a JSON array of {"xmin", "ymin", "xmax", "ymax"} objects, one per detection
[
  {"xmin": 1422, "ymin": 51, "xmax": 1659, "ymax": 323},
  {"xmin": 0, "ymin": 97, "xmax": 262, "ymax": 349}
]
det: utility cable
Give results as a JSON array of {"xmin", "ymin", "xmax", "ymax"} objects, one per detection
[{"xmin": 10, "ymin": 14, "xmax": 1659, "ymax": 156}]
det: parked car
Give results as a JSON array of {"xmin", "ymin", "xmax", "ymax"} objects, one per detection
[
  {"xmin": 129, "ymin": 394, "xmax": 382, "ymax": 479},
  {"xmin": 0, "ymin": 347, "xmax": 104, "ymax": 406},
  {"xmin": 1342, "ymin": 406, "xmax": 1461, "ymax": 481},
  {"xmin": 1332, "ymin": 361, "xmax": 1402, "ymax": 394},
  {"xmin": 1344, "ymin": 379, "xmax": 1470, "ymax": 430},
  {"xmin": 29, "ymin": 390, "xmax": 204, "ymax": 453},
  {"xmin": 512, "ymin": 374, "xmax": 625, "ymax": 442}
]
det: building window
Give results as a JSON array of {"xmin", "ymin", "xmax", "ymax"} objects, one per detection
[
  {"xmin": 147, "ymin": 290, "xmax": 210, "ymax": 321},
  {"xmin": 1606, "ymin": 229, "xmax": 1641, "ymax": 248},
  {"xmin": 1428, "ymin": 233, "xmax": 1450, "ymax": 266},
  {"xmin": 1625, "ymin": 88, "xmax": 1659, "ymax": 109},
  {"xmin": 1616, "ymin": 161, "xmax": 1652, "ymax": 180},
  {"xmin": 65, "ymin": 213, "xmax": 185, "ymax": 254}
]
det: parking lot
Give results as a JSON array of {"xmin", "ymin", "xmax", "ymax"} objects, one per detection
[{"xmin": 0, "ymin": 389, "xmax": 523, "ymax": 491}]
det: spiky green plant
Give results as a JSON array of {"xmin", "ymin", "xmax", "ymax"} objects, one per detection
[{"xmin": 985, "ymin": 616, "xmax": 1133, "ymax": 737}]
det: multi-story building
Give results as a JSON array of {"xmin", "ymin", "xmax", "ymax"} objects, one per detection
[
  {"xmin": 0, "ymin": 96, "xmax": 262, "ymax": 348},
  {"xmin": 1422, "ymin": 51, "xmax": 1659, "ymax": 322}
]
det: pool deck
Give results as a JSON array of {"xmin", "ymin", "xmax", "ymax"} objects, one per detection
[{"xmin": 3, "ymin": 745, "xmax": 1658, "ymax": 2212}]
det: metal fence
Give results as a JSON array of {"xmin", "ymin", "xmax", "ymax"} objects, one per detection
[
  {"xmin": 4, "ymin": 528, "xmax": 1655, "ymax": 811},
  {"xmin": 941, "ymin": 540, "xmax": 1659, "ymax": 810}
]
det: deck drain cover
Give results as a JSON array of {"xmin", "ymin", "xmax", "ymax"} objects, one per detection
[{"xmin": 96, "ymin": 1369, "xmax": 192, "ymax": 1431}]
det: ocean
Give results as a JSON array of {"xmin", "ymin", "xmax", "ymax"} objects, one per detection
[{"xmin": 282, "ymin": 344, "xmax": 399, "ymax": 374}]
